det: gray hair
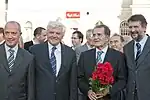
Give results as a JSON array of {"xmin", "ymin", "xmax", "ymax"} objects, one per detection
[
  {"xmin": 86, "ymin": 29, "xmax": 93, "ymax": 39},
  {"xmin": 47, "ymin": 21, "xmax": 66, "ymax": 33},
  {"xmin": 5, "ymin": 21, "xmax": 22, "ymax": 33}
]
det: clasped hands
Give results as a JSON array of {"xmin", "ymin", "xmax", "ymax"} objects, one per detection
[{"xmin": 88, "ymin": 89, "xmax": 109, "ymax": 100}]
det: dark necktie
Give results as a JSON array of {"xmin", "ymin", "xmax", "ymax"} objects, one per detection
[
  {"xmin": 50, "ymin": 46, "xmax": 57, "ymax": 75},
  {"xmin": 135, "ymin": 42, "xmax": 141, "ymax": 61},
  {"xmin": 96, "ymin": 51, "xmax": 103, "ymax": 64},
  {"xmin": 7, "ymin": 49, "xmax": 15, "ymax": 71}
]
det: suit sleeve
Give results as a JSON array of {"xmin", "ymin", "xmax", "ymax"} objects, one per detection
[
  {"xmin": 78, "ymin": 53, "xmax": 89, "ymax": 95},
  {"xmin": 27, "ymin": 56, "xmax": 35, "ymax": 100},
  {"xmin": 70, "ymin": 52, "xmax": 78, "ymax": 100},
  {"xmin": 110, "ymin": 53, "xmax": 127, "ymax": 97}
]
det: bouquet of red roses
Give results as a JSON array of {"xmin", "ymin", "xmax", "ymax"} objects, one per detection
[{"xmin": 89, "ymin": 62, "xmax": 114, "ymax": 98}]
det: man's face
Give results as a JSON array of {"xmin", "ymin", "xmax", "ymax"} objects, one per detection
[
  {"xmin": 47, "ymin": 27, "xmax": 64, "ymax": 46},
  {"xmin": 4, "ymin": 23, "xmax": 20, "ymax": 47},
  {"xmin": 109, "ymin": 35, "xmax": 123, "ymax": 51},
  {"xmin": 0, "ymin": 33, "xmax": 4, "ymax": 42},
  {"xmin": 87, "ymin": 34, "xmax": 94, "ymax": 47},
  {"xmin": 38, "ymin": 30, "xmax": 47, "ymax": 43},
  {"xmin": 71, "ymin": 33, "xmax": 82, "ymax": 47},
  {"xmin": 92, "ymin": 27, "xmax": 109, "ymax": 48},
  {"xmin": 128, "ymin": 21, "xmax": 146, "ymax": 42}
]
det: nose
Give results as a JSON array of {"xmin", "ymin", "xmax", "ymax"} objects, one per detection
[
  {"xmin": 93, "ymin": 34, "xmax": 99, "ymax": 39},
  {"xmin": 112, "ymin": 42, "xmax": 115, "ymax": 45},
  {"xmin": 7, "ymin": 33, "xmax": 13, "ymax": 39},
  {"xmin": 131, "ymin": 27, "xmax": 135, "ymax": 32}
]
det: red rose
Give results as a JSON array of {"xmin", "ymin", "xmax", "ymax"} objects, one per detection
[
  {"xmin": 108, "ymin": 76, "xmax": 114, "ymax": 84},
  {"xmin": 89, "ymin": 62, "xmax": 114, "ymax": 92},
  {"xmin": 97, "ymin": 63, "xmax": 104, "ymax": 69},
  {"xmin": 92, "ymin": 72, "xmax": 98, "ymax": 80}
]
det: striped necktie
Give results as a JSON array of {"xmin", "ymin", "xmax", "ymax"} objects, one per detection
[
  {"xmin": 7, "ymin": 49, "xmax": 15, "ymax": 71},
  {"xmin": 96, "ymin": 51, "xmax": 103, "ymax": 64},
  {"xmin": 50, "ymin": 46, "xmax": 57, "ymax": 75},
  {"xmin": 135, "ymin": 42, "xmax": 141, "ymax": 61}
]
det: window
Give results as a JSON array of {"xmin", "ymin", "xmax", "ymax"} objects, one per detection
[
  {"xmin": 24, "ymin": 21, "xmax": 32, "ymax": 41},
  {"xmin": 120, "ymin": 20, "xmax": 129, "ymax": 35}
]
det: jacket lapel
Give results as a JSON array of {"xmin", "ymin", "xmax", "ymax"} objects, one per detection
[
  {"xmin": 103, "ymin": 48, "xmax": 115, "ymax": 63},
  {"xmin": 91, "ymin": 49, "xmax": 96, "ymax": 72},
  {"xmin": 136, "ymin": 37, "xmax": 150, "ymax": 67},
  {"xmin": 57, "ymin": 44, "xmax": 67, "ymax": 78},
  {"xmin": 0, "ymin": 44, "xmax": 10, "ymax": 73},
  {"xmin": 128, "ymin": 41, "xmax": 136, "ymax": 68},
  {"xmin": 44, "ymin": 43, "xmax": 54, "ymax": 75},
  {"xmin": 11, "ymin": 48, "xmax": 23, "ymax": 74}
]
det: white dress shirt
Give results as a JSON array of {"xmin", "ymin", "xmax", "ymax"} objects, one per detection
[
  {"xmin": 5, "ymin": 43, "xmax": 18, "ymax": 60},
  {"xmin": 0, "ymin": 40, "xmax": 5, "ymax": 45},
  {"xmin": 48, "ymin": 42, "xmax": 61, "ymax": 76},
  {"xmin": 134, "ymin": 35, "xmax": 148, "ymax": 59},
  {"xmin": 96, "ymin": 45, "xmax": 108, "ymax": 63}
]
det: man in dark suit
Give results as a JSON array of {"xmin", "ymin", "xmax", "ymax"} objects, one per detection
[
  {"xmin": 71, "ymin": 30, "xmax": 83, "ymax": 50},
  {"xmin": 124, "ymin": 14, "xmax": 150, "ymax": 100},
  {"xmin": 0, "ymin": 27, "xmax": 5, "ymax": 45},
  {"xmin": 75, "ymin": 29, "xmax": 94, "ymax": 100},
  {"xmin": 75, "ymin": 29, "xmax": 94, "ymax": 62},
  {"xmin": 24, "ymin": 27, "xmax": 46, "ymax": 51},
  {"xmin": 29, "ymin": 21, "xmax": 78, "ymax": 100},
  {"xmin": 0, "ymin": 21, "xmax": 35, "ymax": 100},
  {"xmin": 78, "ymin": 25, "xmax": 127, "ymax": 100}
]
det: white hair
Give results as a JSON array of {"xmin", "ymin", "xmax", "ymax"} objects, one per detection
[
  {"xmin": 47, "ymin": 21, "xmax": 66, "ymax": 33},
  {"xmin": 86, "ymin": 29, "xmax": 93, "ymax": 39}
]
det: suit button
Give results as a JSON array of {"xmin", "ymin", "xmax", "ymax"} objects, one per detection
[
  {"xmin": 135, "ymin": 71, "xmax": 137, "ymax": 73},
  {"xmin": 53, "ymin": 93, "xmax": 56, "ymax": 95},
  {"xmin": 133, "ymin": 81, "xmax": 136, "ymax": 84},
  {"xmin": 8, "ymin": 74, "xmax": 11, "ymax": 77},
  {"xmin": 135, "ymin": 87, "xmax": 137, "ymax": 90},
  {"xmin": 132, "ymin": 92, "xmax": 134, "ymax": 94},
  {"xmin": 56, "ymin": 80, "xmax": 58, "ymax": 82}
]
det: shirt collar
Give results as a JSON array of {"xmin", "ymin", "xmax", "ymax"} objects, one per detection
[
  {"xmin": 134, "ymin": 34, "xmax": 148, "ymax": 45},
  {"xmin": 4, "ymin": 43, "xmax": 18, "ymax": 53},
  {"xmin": 48, "ymin": 42, "xmax": 61, "ymax": 52},
  {"xmin": 96, "ymin": 45, "xmax": 108, "ymax": 54},
  {"xmin": 0, "ymin": 40, "xmax": 5, "ymax": 45},
  {"xmin": 33, "ymin": 39, "xmax": 40, "ymax": 45}
]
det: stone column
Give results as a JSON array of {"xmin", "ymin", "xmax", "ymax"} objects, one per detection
[
  {"xmin": 119, "ymin": 0, "xmax": 132, "ymax": 21},
  {"xmin": 0, "ymin": 0, "xmax": 5, "ymax": 26}
]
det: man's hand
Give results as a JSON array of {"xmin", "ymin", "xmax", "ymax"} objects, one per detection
[
  {"xmin": 96, "ymin": 87, "xmax": 109, "ymax": 99},
  {"xmin": 88, "ymin": 90, "xmax": 97, "ymax": 100}
]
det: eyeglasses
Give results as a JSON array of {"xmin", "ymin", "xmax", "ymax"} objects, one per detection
[
  {"xmin": 71, "ymin": 37, "xmax": 79, "ymax": 39},
  {"xmin": 92, "ymin": 33, "xmax": 105, "ymax": 38}
]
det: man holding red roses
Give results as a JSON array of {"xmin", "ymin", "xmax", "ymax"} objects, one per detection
[{"xmin": 78, "ymin": 24, "xmax": 127, "ymax": 100}]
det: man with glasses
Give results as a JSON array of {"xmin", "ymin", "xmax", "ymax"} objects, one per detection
[
  {"xmin": 71, "ymin": 30, "xmax": 83, "ymax": 50},
  {"xmin": 0, "ymin": 27, "xmax": 5, "ymax": 45}
]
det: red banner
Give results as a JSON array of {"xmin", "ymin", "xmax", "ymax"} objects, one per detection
[{"xmin": 66, "ymin": 12, "xmax": 80, "ymax": 18}]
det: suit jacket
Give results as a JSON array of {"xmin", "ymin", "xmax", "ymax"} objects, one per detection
[
  {"xmin": 29, "ymin": 42, "xmax": 78, "ymax": 100},
  {"xmin": 78, "ymin": 48, "xmax": 127, "ymax": 100},
  {"xmin": 124, "ymin": 37, "xmax": 150, "ymax": 100},
  {"xmin": 24, "ymin": 41, "xmax": 33, "ymax": 51},
  {"xmin": 75, "ymin": 44, "xmax": 89, "ymax": 62},
  {"xmin": 0, "ymin": 44, "xmax": 35, "ymax": 100}
]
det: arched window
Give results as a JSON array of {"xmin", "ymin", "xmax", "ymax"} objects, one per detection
[
  {"xmin": 24, "ymin": 21, "xmax": 33, "ymax": 41},
  {"xmin": 120, "ymin": 20, "xmax": 129, "ymax": 35}
]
